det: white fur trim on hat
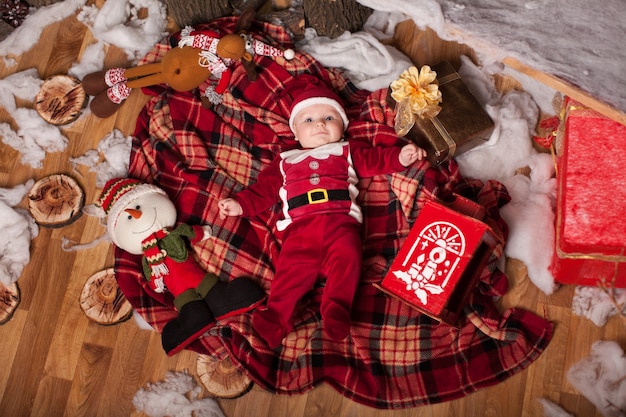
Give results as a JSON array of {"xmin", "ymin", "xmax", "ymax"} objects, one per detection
[
  {"xmin": 289, "ymin": 97, "xmax": 349, "ymax": 133},
  {"xmin": 106, "ymin": 184, "xmax": 167, "ymax": 247}
]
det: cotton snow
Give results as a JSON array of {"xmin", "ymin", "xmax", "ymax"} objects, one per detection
[
  {"xmin": 537, "ymin": 398, "xmax": 575, "ymax": 417},
  {"xmin": 0, "ymin": 0, "xmax": 87, "ymax": 61},
  {"xmin": 567, "ymin": 341, "xmax": 626, "ymax": 417},
  {"xmin": 69, "ymin": 129, "xmax": 132, "ymax": 187},
  {"xmin": 296, "ymin": 28, "xmax": 413, "ymax": 92},
  {"xmin": 69, "ymin": 41, "xmax": 107, "ymax": 81},
  {"xmin": 0, "ymin": 181, "xmax": 39, "ymax": 287},
  {"xmin": 132, "ymin": 371, "xmax": 226, "ymax": 417},
  {"xmin": 77, "ymin": 0, "xmax": 168, "ymax": 62},
  {"xmin": 572, "ymin": 286, "xmax": 626, "ymax": 327}
]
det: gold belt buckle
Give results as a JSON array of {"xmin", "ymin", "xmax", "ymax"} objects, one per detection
[{"xmin": 307, "ymin": 188, "xmax": 328, "ymax": 204}]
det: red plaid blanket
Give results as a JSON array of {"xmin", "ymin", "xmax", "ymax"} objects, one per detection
[{"xmin": 115, "ymin": 17, "xmax": 552, "ymax": 408}]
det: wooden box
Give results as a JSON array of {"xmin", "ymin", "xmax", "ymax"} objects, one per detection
[
  {"xmin": 389, "ymin": 61, "xmax": 494, "ymax": 166},
  {"xmin": 375, "ymin": 200, "xmax": 500, "ymax": 326},
  {"xmin": 550, "ymin": 97, "xmax": 626, "ymax": 287}
]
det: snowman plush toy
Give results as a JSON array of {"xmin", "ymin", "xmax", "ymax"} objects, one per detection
[{"xmin": 91, "ymin": 177, "xmax": 265, "ymax": 356}]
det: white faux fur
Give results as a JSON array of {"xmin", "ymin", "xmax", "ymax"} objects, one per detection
[
  {"xmin": 567, "ymin": 341, "xmax": 626, "ymax": 417},
  {"xmin": 0, "ymin": 180, "xmax": 39, "ymax": 287},
  {"xmin": 537, "ymin": 399, "xmax": 575, "ymax": 417},
  {"xmin": 572, "ymin": 286, "xmax": 626, "ymax": 327},
  {"xmin": 69, "ymin": 128, "xmax": 132, "ymax": 188},
  {"xmin": 133, "ymin": 371, "xmax": 225, "ymax": 417}
]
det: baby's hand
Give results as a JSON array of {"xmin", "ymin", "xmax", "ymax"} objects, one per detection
[
  {"xmin": 399, "ymin": 143, "xmax": 427, "ymax": 167},
  {"xmin": 218, "ymin": 198, "xmax": 243, "ymax": 219}
]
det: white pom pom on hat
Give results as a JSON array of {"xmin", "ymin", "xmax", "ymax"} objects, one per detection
[{"xmin": 283, "ymin": 48, "xmax": 295, "ymax": 60}]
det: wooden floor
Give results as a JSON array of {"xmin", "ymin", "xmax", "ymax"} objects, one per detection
[{"xmin": 0, "ymin": 8, "xmax": 624, "ymax": 417}]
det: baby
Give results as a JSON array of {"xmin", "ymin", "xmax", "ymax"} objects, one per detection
[{"xmin": 219, "ymin": 77, "xmax": 426, "ymax": 348}]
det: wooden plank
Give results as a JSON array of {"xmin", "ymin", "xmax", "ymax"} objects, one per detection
[
  {"xmin": 30, "ymin": 375, "xmax": 73, "ymax": 417},
  {"xmin": 0, "ymin": 242, "xmax": 73, "ymax": 416},
  {"xmin": 231, "ymin": 385, "xmax": 274, "ymax": 417},
  {"xmin": 266, "ymin": 387, "xmax": 308, "ymax": 417},
  {"xmin": 520, "ymin": 303, "xmax": 571, "ymax": 417},
  {"xmin": 503, "ymin": 56, "xmax": 626, "ymax": 126},
  {"xmin": 302, "ymin": 383, "xmax": 344, "ymax": 417},
  {"xmin": 96, "ymin": 321, "xmax": 153, "ymax": 417},
  {"xmin": 0, "ymin": 309, "xmax": 28, "ymax": 397},
  {"xmin": 42, "ymin": 264, "xmax": 90, "ymax": 380},
  {"xmin": 64, "ymin": 343, "xmax": 114, "ymax": 417},
  {"xmin": 14, "ymin": 18, "xmax": 60, "ymax": 72},
  {"xmin": 42, "ymin": 16, "xmax": 88, "ymax": 78}
]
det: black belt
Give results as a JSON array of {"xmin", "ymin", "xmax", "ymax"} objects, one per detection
[{"xmin": 287, "ymin": 188, "xmax": 350, "ymax": 209}]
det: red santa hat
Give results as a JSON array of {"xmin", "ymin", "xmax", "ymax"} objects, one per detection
[
  {"xmin": 95, "ymin": 177, "xmax": 167, "ymax": 246},
  {"xmin": 287, "ymin": 76, "xmax": 349, "ymax": 133}
]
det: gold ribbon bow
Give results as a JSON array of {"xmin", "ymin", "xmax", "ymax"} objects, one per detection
[{"xmin": 390, "ymin": 65, "xmax": 442, "ymax": 136}]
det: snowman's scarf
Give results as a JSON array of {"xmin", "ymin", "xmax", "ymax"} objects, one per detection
[{"xmin": 142, "ymin": 228, "xmax": 170, "ymax": 282}]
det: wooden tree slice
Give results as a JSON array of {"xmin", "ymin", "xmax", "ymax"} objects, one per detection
[
  {"xmin": 35, "ymin": 74, "xmax": 86, "ymax": 125},
  {"xmin": 197, "ymin": 354, "xmax": 252, "ymax": 399},
  {"xmin": 28, "ymin": 174, "xmax": 84, "ymax": 227},
  {"xmin": 0, "ymin": 281, "xmax": 20, "ymax": 325},
  {"xmin": 80, "ymin": 268, "xmax": 133, "ymax": 325}
]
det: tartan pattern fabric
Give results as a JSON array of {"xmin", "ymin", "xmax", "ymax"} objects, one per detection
[{"xmin": 115, "ymin": 17, "xmax": 553, "ymax": 408}]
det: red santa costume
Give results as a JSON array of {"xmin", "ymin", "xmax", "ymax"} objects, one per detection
[{"xmin": 233, "ymin": 79, "xmax": 409, "ymax": 347}]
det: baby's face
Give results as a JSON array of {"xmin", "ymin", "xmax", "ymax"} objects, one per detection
[{"xmin": 292, "ymin": 103, "xmax": 344, "ymax": 149}]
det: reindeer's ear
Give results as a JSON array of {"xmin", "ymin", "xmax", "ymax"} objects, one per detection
[{"xmin": 235, "ymin": 8, "xmax": 256, "ymax": 32}]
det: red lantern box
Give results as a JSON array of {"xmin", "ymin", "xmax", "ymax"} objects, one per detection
[
  {"xmin": 374, "ymin": 199, "xmax": 501, "ymax": 326},
  {"xmin": 550, "ymin": 97, "xmax": 626, "ymax": 287}
]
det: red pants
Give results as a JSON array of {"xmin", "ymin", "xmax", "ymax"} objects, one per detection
[{"xmin": 252, "ymin": 214, "xmax": 362, "ymax": 347}]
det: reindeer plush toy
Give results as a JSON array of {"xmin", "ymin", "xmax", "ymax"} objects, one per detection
[{"xmin": 82, "ymin": 10, "xmax": 294, "ymax": 118}]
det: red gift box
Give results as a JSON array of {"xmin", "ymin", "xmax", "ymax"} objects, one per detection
[
  {"xmin": 550, "ymin": 97, "xmax": 626, "ymax": 287},
  {"xmin": 375, "ymin": 200, "xmax": 501, "ymax": 326}
]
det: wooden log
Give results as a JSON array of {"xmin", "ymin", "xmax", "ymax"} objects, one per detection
[
  {"xmin": 197, "ymin": 355, "xmax": 252, "ymax": 398},
  {"xmin": 390, "ymin": 20, "xmax": 477, "ymax": 70},
  {"xmin": 35, "ymin": 75, "xmax": 86, "ymax": 126},
  {"xmin": 258, "ymin": 6, "xmax": 305, "ymax": 41},
  {"xmin": 27, "ymin": 174, "xmax": 84, "ymax": 228},
  {"xmin": 80, "ymin": 269, "xmax": 133, "ymax": 326},
  {"xmin": 303, "ymin": 0, "xmax": 372, "ymax": 39},
  {"xmin": 165, "ymin": 0, "xmax": 234, "ymax": 28},
  {"xmin": 24, "ymin": 0, "xmax": 61, "ymax": 6},
  {"xmin": 0, "ymin": 282, "xmax": 20, "ymax": 325},
  {"xmin": 0, "ymin": 20, "xmax": 14, "ymax": 42}
]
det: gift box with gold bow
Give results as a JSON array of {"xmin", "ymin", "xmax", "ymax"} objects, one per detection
[{"xmin": 388, "ymin": 62, "xmax": 494, "ymax": 166}]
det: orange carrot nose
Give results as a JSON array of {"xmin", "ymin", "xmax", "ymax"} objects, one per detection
[{"xmin": 124, "ymin": 208, "xmax": 142, "ymax": 219}]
